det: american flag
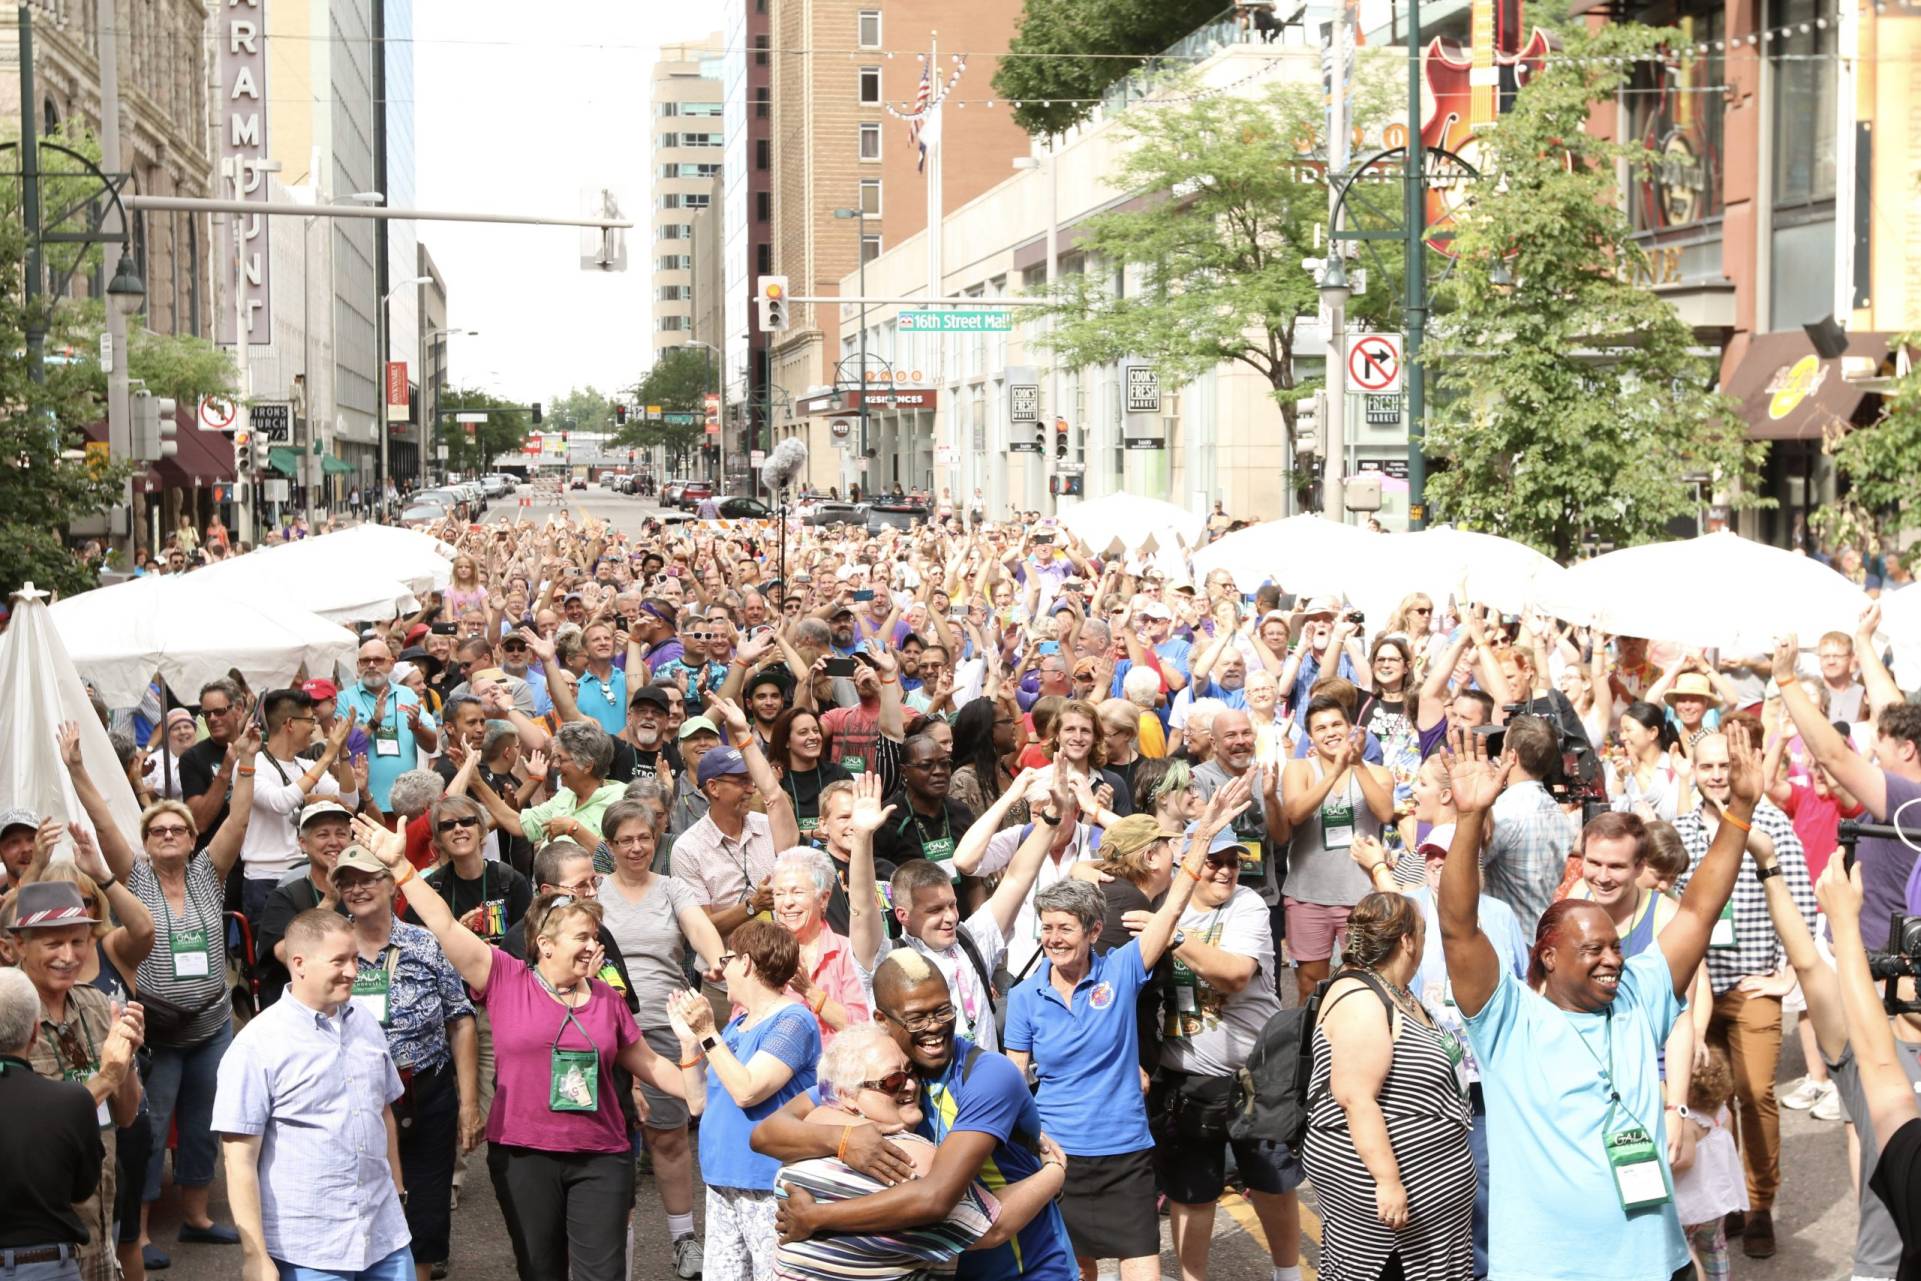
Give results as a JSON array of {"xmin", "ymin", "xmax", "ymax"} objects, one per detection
[{"xmin": 908, "ymin": 65, "xmax": 932, "ymax": 172}]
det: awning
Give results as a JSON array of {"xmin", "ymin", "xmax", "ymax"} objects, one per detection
[
  {"xmin": 77, "ymin": 410, "xmax": 236, "ymax": 486},
  {"xmin": 266, "ymin": 446, "xmax": 300, "ymax": 478},
  {"xmin": 320, "ymin": 453, "xmax": 354, "ymax": 475},
  {"xmin": 1724, "ymin": 330, "xmax": 1890, "ymax": 442}
]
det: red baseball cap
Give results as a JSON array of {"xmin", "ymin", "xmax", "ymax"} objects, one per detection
[
  {"xmin": 405, "ymin": 623, "xmax": 430, "ymax": 644},
  {"xmin": 302, "ymin": 678, "xmax": 340, "ymax": 702}
]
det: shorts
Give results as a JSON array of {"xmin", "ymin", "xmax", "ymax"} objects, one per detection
[
  {"xmin": 633, "ymin": 1026, "xmax": 691, "ymax": 1130},
  {"xmin": 1147, "ymin": 1068, "xmax": 1302, "ymax": 1204},
  {"xmin": 1058, "ymin": 1147, "xmax": 1160, "ymax": 1260},
  {"xmin": 1283, "ymin": 897, "xmax": 1353, "ymax": 964}
]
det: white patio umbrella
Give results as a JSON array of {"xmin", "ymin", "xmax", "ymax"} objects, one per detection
[
  {"xmin": 1188, "ymin": 515, "xmax": 1383, "ymax": 597},
  {"xmin": 1344, "ymin": 526, "xmax": 1574, "ymax": 625},
  {"xmin": 1877, "ymin": 584, "xmax": 1921, "ymax": 691},
  {"xmin": 48, "ymin": 571, "xmax": 359, "ymax": 708},
  {"xmin": 1059, "ymin": 493, "xmax": 1208, "ymax": 558},
  {"xmin": 1534, "ymin": 531, "xmax": 1868, "ymax": 654},
  {"xmin": 192, "ymin": 539, "xmax": 421, "ymax": 625},
  {"xmin": 301, "ymin": 523, "xmax": 456, "ymax": 596}
]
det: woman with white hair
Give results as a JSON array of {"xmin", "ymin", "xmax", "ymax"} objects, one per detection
[
  {"xmin": 772, "ymin": 1020, "xmax": 1068, "ymax": 1280},
  {"xmin": 768, "ymin": 848, "xmax": 869, "ymax": 1046}
]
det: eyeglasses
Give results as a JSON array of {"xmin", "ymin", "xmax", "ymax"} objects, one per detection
[
  {"xmin": 1204, "ymin": 850, "xmax": 1242, "ymax": 868},
  {"xmin": 1409, "ymin": 607, "xmax": 1433, "ymax": 615},
  {"xmin": 552, "ymin": 877, "xmax": 599, "ymax": 897},
  {"xmin": 717, "ymin": 952, "xmax": 740, "ymax": 968},
  {"xmin": 51, "ymin": 1022, "xmax": 91, "ymax": 1074},
  {"xmin": 880, "ymin": 1004, "xmax": 956, "ymax": 1034},
  {"xmin": 436, "ymin": 816, "xmax": 481, "ymax": 833},
  {"xmin": 860, "ymin": 1069, "xmax": 914, "ymax": 1095},
  {"xmin": 146, "ymin": 823, "xmax": 191, "ymax": 839}
]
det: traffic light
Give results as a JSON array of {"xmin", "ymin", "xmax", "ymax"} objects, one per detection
[
  {"xmin": 532, "ymin": 402, "xmax": 543, "ymax": 425},
  {"xmin": 1294, "ymin": 391, "xmax": 1324, "ymax": 457},
  {"xmin": 253, "ymin": 438, "xmax": 271, "ymax": 471},
  {"xmin": 131, "ymin": 389, "xmax": 156, "ymax": 458},
  {"xmin": 615, "ymin": 404, "xmax": 628, "ymax": 426},
  {"xmin": 1053, "ymin": 417, "xmax": 1070, "ymax": 460},
  {"xmin": 234, "ymin": 431, "xmax": 251, "ymax": 471},
  {"xmin": 155, "ymin": 397, "xmax": 178, "ymax": 458},
  {"xmin": 757, "ymin": 276, "xmax": 790, "ymax": 333}
]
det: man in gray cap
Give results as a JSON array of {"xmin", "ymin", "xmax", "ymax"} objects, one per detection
[{"xmin": 0, "ymin": 808, "xmax": 40, "ymax": 889}]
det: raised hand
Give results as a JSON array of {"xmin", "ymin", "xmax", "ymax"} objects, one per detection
[
  {"xmin": 67, "ymin": 822, "xmax": 111, "ymax": 883},
  {"xmin": 706, "ymin": 693, "xmax": 751, "ymax": 739},
  {"xmin": 1725, "ymin": 720, "xmax": 1765, "ymax": 807},
  {"xmin": 1442, "ymin": 727, "xmax": 1512, "ymax": 815},
  {"xmin": 1771, "ymin": 635, "xmax": 1798, "ymax": 684},
  {"xmin": 350, "ymin": 814, "xmax": 408, "ymax": 869},
  {"xmin": 849, "ymin": 771, "xmax": 895, "ymax": 834},
  {"xmin": 57, "ymin": 721, "xmax": 84, "ymax": 771}
]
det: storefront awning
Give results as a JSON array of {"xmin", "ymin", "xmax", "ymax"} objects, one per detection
[
  {"xmin": 266, "ymin": 446, "xmax": 300, "ymax": 478},
  {"xmin": 320, "ymin": 453, "xmax": 355, "ymax": 475},
  {"xmin": 1724, "ymin": 331, "xmax": 1891, "ymax": 442},
  {"xmin": 77, "ymin": 411, "xmax": 237, "ymax": 487}
]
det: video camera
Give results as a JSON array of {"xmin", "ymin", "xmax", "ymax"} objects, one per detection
[
  {"xmin": 1838, "ymin": 819, "xmax": 1921, "ymax": 1015},
  {"xmin": 1471, "ymin": 692, "xmax": 1607, "ymax": 805}
]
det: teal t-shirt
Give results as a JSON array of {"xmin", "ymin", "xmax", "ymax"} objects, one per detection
[{"xmin": 1465, "ymin": 940, "xmax": 1688, "ymax": 1281}]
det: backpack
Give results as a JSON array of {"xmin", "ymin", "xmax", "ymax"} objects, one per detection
[{"xmin": 1230, "ymin": 968, "xmax": 1395, "ymax": 1151}]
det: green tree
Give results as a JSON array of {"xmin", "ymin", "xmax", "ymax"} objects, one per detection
[
  {"xmin": 1036, "ymin": 76, "xmax": 1396, "ymax": 509},
  {"xmin": 438, "ymin": 386, "xmax": 530, "ymax": 477},
  {"xmin": 993, "ymin": 0, "xmax": 1225, "ymax": 138},
  {"xmin": 615, "ymin": 347, "xmax": 713, "ymax": 467},
  {"xmin": 1423, "ymin": 23, "xmax": 1765, "ymax": 558},
  {"xmin": 546, "ymin": 384, "xmax": 614, "ymax": 436},
  {"xmin": 1825, "ymin": 331, "xmax": 1921, "ymax": 544}
]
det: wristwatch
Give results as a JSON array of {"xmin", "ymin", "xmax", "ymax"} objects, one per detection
[
  {"xmin": 1755, "ymin": 863, "xmax": 1783, "ymax": 882},
  {"xmin": 1037, "ymin": 809, "xmax": 1062, "ymax": 826},
  {"xmin": 1170, "ymin": 929, "xmax": 1187, "ymax": 950},
  {"xmin": 1666, "ymin": 1103, "xmax": 1691, "ymax": 1122},
  {"xmin": 700, "ymin": 1034, "xmax": 719, "ymax": 1055}
]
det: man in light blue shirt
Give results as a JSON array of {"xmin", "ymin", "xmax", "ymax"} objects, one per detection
[
  {"xmin": 337, "ymin": 642, "xmax": 437, "ymax": 815},
  {"xmin": 214, "ymin": 909, "xmax": 411, "ymax": 1281},
  {"xmin": 1435, "ymin": 724, "xmax": 1762, "ymax": 1281}
]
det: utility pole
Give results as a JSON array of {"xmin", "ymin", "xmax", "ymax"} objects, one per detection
[
  {"xmin": 1322, "ymin": 0, "xmax": 1349, "ymax": 525},
  {"xmin": 96, "ymin": 0, "xmax": 134, "ymax": 558},
  {"xmin": 18, "ymin": 5, "xmax": 43, "ymax": 387},
  {"xmin": 227, "ymin": 156, "xmax": 256, "ymax": 547},
  {"xmin": 1404, "ymin": 0, "xmax": 1429, "ymax": 529}
]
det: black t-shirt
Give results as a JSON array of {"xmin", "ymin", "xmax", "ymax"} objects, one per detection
[
  {"xmin": 405, "ymin": 861, "xmax": 533, "ymax": 947},
  {"xmin": 0, "ymin": 1059, "xmax": 103, "ymax": 1247},
  {"xmin": 607, "ymin": 740, "xmax": 682, "ymax": 786},
  {"xmin": 178, "ymin": 738, "xmax": 231, "ymax": 853},
  {"xmin": 1097, "ymin": 879, "xmax": 1171, "ymax": 1072},
  {"xmin": 778, "ymin": 762, "xmax": 854, "ymax": 839},
  {"xmin": 253, "ymin": 873, "xmax": 347, "ymax": 1008},
  {"xmin": 872, "ymin": 795, "xmax": 978, "ymax": 873},
  {"xmin": 1871, "ymin": 1115, "xmax": 1921, "ymax": 1281},
  {"xmin": 823, "ymin": 846, "xmax": 898, "ymax": 940}
]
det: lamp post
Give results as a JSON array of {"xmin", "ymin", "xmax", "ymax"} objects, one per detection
[
  {"xmin": 833, "ymin": 208, "xmax": 869, "ymax": 498},
  {"xmin": 1010, "ymin": 153, "xmax": 1057, "ymax": 516},
  {"xmin": 307, "ymin": 191, "xmax": 381, "ymax": 524},
  {"xmin": 1318, "ymin": 253, "xmax": 1350, "ymax": 522},
  {"xmin": 424, "ymin": 327, "xmax": 475, "ymax": 486},
  {"xmin": 376, "ymin": 272, "xmax": 432, "ymax": 518}
]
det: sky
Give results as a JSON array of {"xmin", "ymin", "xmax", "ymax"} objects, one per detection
[{"xmin": 414, "ymin": 3, "xmax": 717, "ymax": 408}]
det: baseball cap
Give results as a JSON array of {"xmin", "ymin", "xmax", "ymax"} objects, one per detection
[
  {"xmin": 302, "ymin": 677, "xmax": 340, "ymax": 702},
  {"xmin": 405, "ymin": 623, "xmax": 430, "ymax": 644},
  {"xmin": 829, "ymin": 604, "xmax": 855, "ymax": 619},
  {"xmin": 1182, "ymin": 820, "xmax": 1244, "ymax": 855},
  {"xmin": 299, "ymin": 799, "xmax": 352, "ymax": 828},
  {"xmin": 1301, "ymin": 595, "xmax": 1340, "ymax": 617},
  {"xmin": 1099, "ymin": 814, "xmax": 1184, "ymax": 864},
  {"xmin": 331, "ymin": 844, "xmax": 391, "ymax": 878},
  {"xmin": 1140, "ymin": 601, "xmax": 1173, "ymax": 621},
  {"xmin": 696, "ymin": 746, "xmax": 750, "ymax": 787},
  {"xmin": 678, "ymin": 715, "xmax": 722, "ymax": 742},
  {"xmin": 12, "ymin": 882, "xmax": 99, "ymax": 929},
  {"xmin": 0, "ymin": 807, "xmax": 38, "ymax": 837},
  {"xmin": 630, "ymin": 686, "xmax": 672, "ymax": 712}
]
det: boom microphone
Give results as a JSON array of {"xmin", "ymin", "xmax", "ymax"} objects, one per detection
[{"xmin": 759, "ymin": 437, "xmax": 809, "ymax": 492}]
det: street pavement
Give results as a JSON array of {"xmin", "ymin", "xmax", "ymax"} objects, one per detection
[{"xmin": 158, "ymin": 483, "xmax": 1859, "ymax": 1279}]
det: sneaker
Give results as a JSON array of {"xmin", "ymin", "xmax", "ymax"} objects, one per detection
[
  {"xmin": 673, "ymin": 1233, "xmax": 702, "ymax": 1279},
  {"xmin": 1812, "ymin": 1088, "xmax": 1847, "ymax": 1123},
  {"xmin": 1781, "ymin": 1076, "xmax": 1833, "ymax": 1111}
]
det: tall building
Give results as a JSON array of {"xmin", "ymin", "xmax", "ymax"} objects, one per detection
[
  {"xmin": 650, "ymin": 37, "xmax": 724, "ymax": 360},
  {"xmin": 719, "ymin": 0, "xmax": 774, "ymax": 489},
  {"xmin": 377, "ymin": 0, "xmax": 422, "ymax": 485},
  {"xmin": 417, "ymin": 242, "xmax": 448, "ymax": 480},
  {"xmin": 766, "ymin": 0, "xmax": 1029, "ymax": 493}
]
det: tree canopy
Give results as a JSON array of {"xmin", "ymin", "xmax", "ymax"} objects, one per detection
[
  {"xmin": 992, "ymin": 0, "xmax": 1225, "ymax": 138},
  {"xmin": 438, "ymin": 386, "xmax": 530, "ymax": 476}
]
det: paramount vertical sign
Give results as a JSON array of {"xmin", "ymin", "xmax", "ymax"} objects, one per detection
[{"xmin": 219, "ymin": 0, "xmax": 272, "ymax": 346}]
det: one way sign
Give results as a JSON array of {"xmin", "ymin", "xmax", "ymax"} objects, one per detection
[{"xmin": 1346, "ymin": 331, "xmax": 1403, "ymax": 393}]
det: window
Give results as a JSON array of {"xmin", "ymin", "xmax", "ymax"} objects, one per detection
[
  {"xmin": 858, "ymin": 10, "xmax": 881, "ymax": 47},
  {"xmin": 658, "ymin": 193, "xmax": 682, "ymax": 210},
  {"xmin": 756, "ymin": 139, "xmax": 770, "ymax": 171},
  {"xmin": 859, "ymin": 67, "xmax": 881, "ymax": 105},
  {"xmin": 754, "ymin": 88, "xmax": 770, "ymax": 119},
  {"xmin": 657, "ymin": 285, "xmax": 690, "ymax": 302},
  {"xmin": 684, "ymin": 193, "xmax": 711, "ymax": 210},
  {"xmin": 757, "ymin": 242, "xmax": 773, "ymax": 274},
  {"xmin": 659, "ymin": 163, "xmax": 720, "ymax": 179},
  {"xmin": 859, "ymin": 178, "xmax": 881, "ymax": 216},
  {"xmin": 756, "ymin": 190, "xmax": 771, "ymax": 222},
  {"xmin": 860, "ymin": 122, "xmax": 881, "ymax": 160},
  {"xmin": 1771, "ymin": 0, "xmax": 1836, "ymax": 208},
  {"xmin": 657, "ymin": 315, "xmax": 688, "ymax": 332},
  {"xmin": 658, "ymin": 224, "xmax": 689, "ymax": 241},
  {"xmin": 681, "ymin": 101, "xmax": 724, "ymax": 117},
  {"xmin": 1625, "ymin": 4, "xmax": 1724, "ymax": 233},
  {"xmin": 657, "ymin": 255, "xmax": 691, "ymax": 271},
  {"xmin": 754, "ymin": 33, "xmax": 769, "ymax": 66},
  {"xmin": 656, "ymin": 103, "xmax": 679, "ymax": 118},
  {"xmin": 862, "ymin": 234, "xmax": 882, "ymax": 265}
]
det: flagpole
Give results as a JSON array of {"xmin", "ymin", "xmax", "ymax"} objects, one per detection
[{"xmin": 925, "ymin": 34, "xmax": 946, "ymax": 502}]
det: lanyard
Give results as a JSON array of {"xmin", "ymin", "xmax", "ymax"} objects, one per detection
[
  {"xmin": 1567, "ymin": 1007, "xmax": 1648, "ymax": 1129},
  {"xmin": 899, "ymin": 804, "xmax": 953, "ymax": 850}
]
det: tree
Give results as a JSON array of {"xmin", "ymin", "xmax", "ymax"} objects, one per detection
[
  {"xmin": 1423, "ymin": 23, "xmax": 1765, "ymax": 559},
  {"xmin": 1035, "ymin": 75, "xmax": 1397, "ymax": 510},
  {"xmin": 438, "ymin": 386, "xmax": 530, "ymax": 477},
  {"xmin": 614, "ymin": 347, "xmax": 713, "ymax": 467},
  {"xmin": 545, "ymin": 385, "xmax": 615, "ymax": 437},
  {"xmin": 1825, "ymin": 331, "xmax": 1921, "ymax": 545},
  {"xmin": 993, "ymin": 0, "xmax": 1225, "ymax": 138}
]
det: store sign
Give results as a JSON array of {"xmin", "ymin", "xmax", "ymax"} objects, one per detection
[
  {"xmin": 218, "ymin": 0, "xmax": 272, "ymax": 347},
  {"xmin": 249, "ymin": 401, "xmax": 291, "ymax": 443},
  {"xmin": 1124, "ymin": 364, "xmax": 1161, "ymax": 414}
]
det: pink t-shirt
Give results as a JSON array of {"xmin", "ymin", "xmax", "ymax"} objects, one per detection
[
  {"xmin": 480, "ymin": 946, "xmax": 640, "ymax": 1154},
  {"xmin": 1781, "ymin": 781, "xmax": 1864, "ymax": 886}
]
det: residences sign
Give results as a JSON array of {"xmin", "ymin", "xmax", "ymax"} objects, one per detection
[
  {"xmin": 218, "ymin": 0, "xmax": 272, "ymax": 347},
  {"xmin": 796, "ymin": 388, "xmax": 941, "ymax": 416}
]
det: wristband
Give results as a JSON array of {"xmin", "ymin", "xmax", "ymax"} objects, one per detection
[
  {"xmin": 838, "ymin": 1124, "xmax": 854, "ymax": 1163},
  {"xmin": 678, "ymin": 1053, "xmax": 704, "ymax": 1070},
  {"xmin": 734, "ymin": 737, "xmax": 755, "ymax": 750},
  {"xmin": 879, "ymin": 676, "xmax": 899, "ymax": 685},
  {"xmin": 1754, "ymin": 862, "xmax": 1782, "ymax": 881},
  {"xmin": 236, "ymin": 766, "xmax": 257, "ymax": 777},
  {"xmin": 395, "ymin": 863, "xmax": 417, "ymax": 888},
  {"xmin": 95, "ymin": 874, "xmax": 117, "ymax": 891},
  {"xmin": 1182, "ymin": 864, "xmax": 1204, "ymax": 882},
  {"xmin": 1721, "ymin": 811, "xmax": 1752, "ymax": 833},
  {"xmin": 808, "ymin": 988, "xmax": 827, "ymax": 1013}
]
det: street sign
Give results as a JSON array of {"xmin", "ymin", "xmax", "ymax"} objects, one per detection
[
  {"xmin": 455, "ymin": 412, "xmax": 489, "ymax": 423},
  {"xmin": 1125, "ymin": 365, "xmax": 1161, "ymax": 413},
  {"xmin": 830, "ymin": 418, "xmax": 853, "ymax": 442},
  {"xmin": 935, "ymin": 444, "xmax": 959, "ymax": 465},
  {"xmin": 1055, "ymin": 460, "xmax": 1086, "ymax": 474},
  {"xmin": 750, "ymin": 449, "xmax": 767, "ymax": 467},
  {"xmin": 1010, "ymin": 440, "xmax": 1043, "ymax": 454},
  {"xmin": 1009, "ymin": 384, "xmax": 1039, "ymax": 422},
  {"xmin": 249, "ymin": 401, "xmax": 291, "ymax": 443},
  {"xmin": 1363, "ymin": 393, "xmax": 1403, "ymax": 425},
  {"xmin": 899, "ymin": 309, "xmax": 1011, "ymax": 333},
  {"xmin": 198, "ymin": 396, "xmax": 238, "ymax": 433},
  {"xmin": 1347, "ymin": 332, "xmax": 1403, "ymax": 392}
]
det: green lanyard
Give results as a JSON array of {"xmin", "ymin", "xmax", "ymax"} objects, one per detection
[
  {"xmin": 1569, "ymin": 1007, "xmax": 1672, "ymax": 1212},
  {"xmin": 899, "ymin": 804, "xmax": 954, "ymax": 858}
]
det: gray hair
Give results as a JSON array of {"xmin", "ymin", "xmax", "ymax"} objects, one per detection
[
  {"xmin": 1033, "ymin": 878, "xmax": 1104, "ymax": 931},
  {"xmin": 621, "ymin": 776, "xmax": 669, "ymax": 820},
  {"xmin": 601, "ymin": 797, "xmax": 659, "ymax": 842},
  {"xmin": 1122, "ymin": 665, "xmax": 1161, "ymax": 708},
  {"xmin": 531, "ymin": 840, "xmax": 594, "ymax": 889},
  {"xmin": 773, "ymin": 847, "xmax": 834, "ymax": 896},
  {"xmin": 817, "ymin": 1023, "xmax": 902, "ymax": 1106},
  {"xmin": 554, "ymin": 721, "xmax": 615, "ymax": 777},
  {"xmin": 1184, "ymin": 697, "xmax": 1228, "ymax": 737},
  {"xmin": 792, "ymin": 618, "xmax": 830, "ymax": 648},
  {"xmin": 387, "ymin": 769, "xmax": 445, "ymax": 818},
  {"xmin": 429, "ymin": 794, "xmax": 488, "ymax": 848},
  {"xmin": 0, "ymin": 968, "xmax": 39, "ymax": 1055},
  {"xmin": 198, "ymin": 677, "xmax": 243, "ymax": 707},
  {"xmin": 1079, "ymin": 618, "xmax": 1111, "ymax": 651},
  {"xmin": 109, "ymin": 727, "xmax": 139, "ymax": 771},
  {"xmin": 444, "ymin": 693, "xmax": 485, "ymax": 723},
  {"xmin": 482, "ymin": 720, "xmax": 519, "ymax": 757}
]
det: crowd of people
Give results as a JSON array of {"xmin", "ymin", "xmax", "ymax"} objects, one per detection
[{"xmin": 3, "ymin": 499, "xmax": 1921, "ymax": 1281}]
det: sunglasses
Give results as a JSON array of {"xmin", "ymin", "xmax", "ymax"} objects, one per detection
[
  {"xmin": 436, "ymin": 816, "xmax": 482, "ymax": 833},
  {"xmin": 860, "ymin": 1069, "xmax": 914, "ymax": 1095},
  {"xmin": 146, "ymin": 823, "xmax": 191, "ymax": 839}
]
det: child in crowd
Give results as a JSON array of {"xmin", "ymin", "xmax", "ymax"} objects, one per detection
[{"xmin": 1672, "ymin": 1044, "xmax": 1748, "ymax": 1281}]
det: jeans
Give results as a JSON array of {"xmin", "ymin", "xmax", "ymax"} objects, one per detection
[
  {"xmin": 1467, "ymin": 1087, "xmax": 1490, "ymax": 1280},
  {"xmin": 143, "ymin": 1018, "xmax": 233, "ymax": 1201},
  {"xmin": 273, "ymin": 1244, "xmax": 415, "ymax": 1281},
  {"xmin": 487, "ymin": 1146, "xmax": 633, "ymax": 1281},
  {"xmin": 0, "ymin": 1247, "xmax": 80, "ymax": 1281},
  {"xmin": 241, "ymin": 876, "xmax": 274, "ymax": 925}
]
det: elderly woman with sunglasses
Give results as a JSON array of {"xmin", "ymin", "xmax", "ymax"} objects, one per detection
[{"xmin": 351, "ymin": 815, "xmax": 704, "ymax": 1281}]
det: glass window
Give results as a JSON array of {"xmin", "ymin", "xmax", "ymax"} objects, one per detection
[
  {"xmin": 859, "ymin": 179, "xmax": 881, "ymax": 216},
  {"xmin": 1771, "ymin": 0, "xmax": 1836, "ymax": 207},
  {"xmin": 862, "ymin": 234, "xmax": 882, "ymax": 264},
  {"xmin": 859, "ymin": 67, "xmax": 882, "ymax": 105},
  {"xmin": 858, "ymin": 11, "xmax": 881, "ymax": 47},
  {"xmin": 860, "ymin": 122, "xmax": 881, "ymax": 160}
]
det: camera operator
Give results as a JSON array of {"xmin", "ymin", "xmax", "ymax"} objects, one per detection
[
  {"xmin": 1816, "ymin": 856, "xmax": 1921, "ymax": 1281},
  {"xmin": 1481, "ymin": 716, "xmax": 1580, "ymax": 930}
]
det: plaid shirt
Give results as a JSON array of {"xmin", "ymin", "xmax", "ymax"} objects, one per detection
[
  {"xmin": 1673, "ymin": 799, "xmax": 1819, "ymax": 995},
  {"xmin": 1486, "ymin": 780, "xmax": 1580, "ymax": 932}
]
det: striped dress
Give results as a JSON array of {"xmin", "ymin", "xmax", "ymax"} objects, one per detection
[
  {"xmin": 774, "ymin": 1135, "xmax": 998, "ymax": 1281},
  {"xmin": 1301, "ymin": 978, "xmax": 1476, "ymax": 1281}
]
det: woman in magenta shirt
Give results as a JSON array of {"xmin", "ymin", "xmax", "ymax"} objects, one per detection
[{"xmin": 357, "ymin": 819, "xmax": 705, "ymax": 1281}]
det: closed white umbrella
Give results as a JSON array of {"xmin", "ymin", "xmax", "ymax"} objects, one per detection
[
  {"xmin": 1535, "ymin": 531, "xmax": 1868, "ymax": 653},
  {"xmin": 1059, "ymin": 493, "xmax": 1208, "ymax": 558},
  {"xmin": 1188, "ymin": 515, "xmax": 1381, "ymax": 596}
]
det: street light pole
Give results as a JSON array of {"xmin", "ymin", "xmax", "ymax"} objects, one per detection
[
  {"xmin": 1404, "ymin": 0, "xmax": 1429, "ymax": 529},
  {"xmin": 833, "ymin": 208, "xmax": 868, "ymax": 499}
]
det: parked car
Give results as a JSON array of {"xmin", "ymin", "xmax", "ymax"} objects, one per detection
[
  {"xmin": 412, "ymin": 488, "xmax": 468, "ymax": 520},
  {"xmin": 677, "ymin": 480, "xmax": 715, "ymax": 510},
  {"xmin": 715, "ymin": 496, "xmax": 771, "ymax": 519},
  {"xmin": 570, "ymin": 477, "xmax": 588, "ymax": 490},
  {"xmin": 660, "ymin": 480, "xmax": 687, "ymax": 507},
  {"xmin": 798, "ymin": 494, "xmax": 864, "ymax": 527},
  {"xmin": 865, "ymin": 497, "xmax": 929, "ymax": 533},
  {"xmin": 399, "ymin": 502, "xmax": 448, "ymax": 524}
]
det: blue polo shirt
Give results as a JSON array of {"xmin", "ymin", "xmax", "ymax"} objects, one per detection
[
  {"xmin": 574, "ymin": 665, "xmax": 628, "ymax": 735},
  {"xmin": 920, "ymin": 1038, "xmax": 1076, "ymax": 1281},
  {"xmin": 1003, "ymin": 937, "xmax": 1153, "ymax": 1156},
  {"xmin": 336, "ymin": 683, "xmax": 433, "ymax": 812}
]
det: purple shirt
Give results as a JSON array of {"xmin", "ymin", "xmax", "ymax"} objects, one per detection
[
  {"xmin": 1876, "ymin": 774, "xmax": 1921, "ymax": 952},
  {"xmin": 479, "ymin": 946, "xmax": 640, "ymax": 1154}
]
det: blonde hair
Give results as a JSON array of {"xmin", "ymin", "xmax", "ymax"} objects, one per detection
[
  {"xmin": 1689, "ymin": 1043, "xmax": 1736, "ymax": 1115},
  {"xmin": 139, "ymin": 799, "xmax": 197, "ymax": 842},
  {"xmin": 529, "ymin": 891, "xmax": 604, "ymax": 950},
  {"xmin": 37, "ymin": 864, "xmax": 113, "ymax": 940}
]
